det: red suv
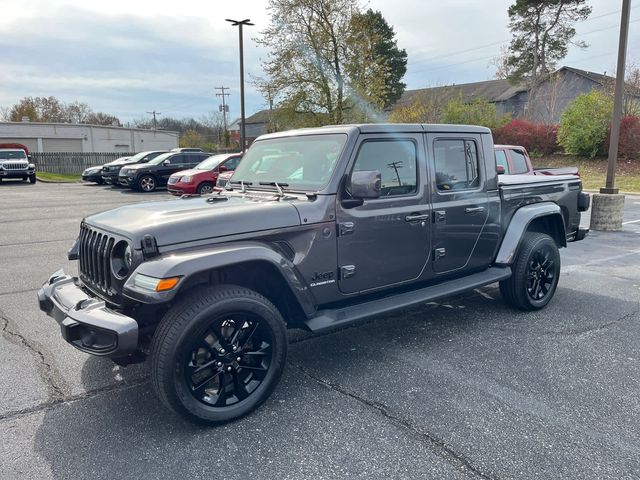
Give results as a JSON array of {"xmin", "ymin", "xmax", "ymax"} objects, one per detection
[{"xmin": 167, "ymin": 153, "xmax": 242, "ymax": 195}]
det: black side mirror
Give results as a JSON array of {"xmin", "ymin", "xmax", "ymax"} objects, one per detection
[{"xmin": 350, "ymin": 170, "xmax": 381, "ymax": 199}]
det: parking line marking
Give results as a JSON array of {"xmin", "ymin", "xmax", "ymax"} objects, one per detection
[{"xmin": 622, "ymin": 218, "xmax": 640, "ymax": 225}]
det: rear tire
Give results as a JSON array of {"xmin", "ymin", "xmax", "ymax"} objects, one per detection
[
  {"xmin": 151, "ymin": 285, "xmax": 287, "ymax": 425},
  {"xmin": 500, "ymin": 232, "xmax": 560, "ymax": 311}
]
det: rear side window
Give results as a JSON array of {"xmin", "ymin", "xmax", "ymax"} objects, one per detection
[
  {"xmin": 495, "ymin": 149, "xmax": 510, "ymax": 173},
  {"xmin": 509, "ymin": 149, "xmax": 529, "ymax": 174},
  {"xmin": 353, "ymin": 139, "xmax": 417, "ymax": 197},
  {"xmin": 433, "ymin": 139, "xmax": 480, "ymax": 191}
]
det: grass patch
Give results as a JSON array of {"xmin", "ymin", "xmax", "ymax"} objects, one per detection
[
  {"xmin": 532, "ymin": 155, "xmax": 640, "ymax": 193},
  {"xmin": 37, "ymin": 172, "xmax": 81, "ymax": 183}
]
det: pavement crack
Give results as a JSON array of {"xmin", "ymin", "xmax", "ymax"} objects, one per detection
[
  {"xmin": 0, "ymin": 376, "xmax": 150, "ymax": 422},
  {"xmin": 289, "ymin": 361, "xmax": 501, "ymax": 480},
  {"xmin": 0, "ymin": 307, "xmax": 70, "ymax": 401}
]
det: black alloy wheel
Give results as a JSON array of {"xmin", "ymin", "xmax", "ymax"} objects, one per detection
[
  {"xmin": 184, "ymin": 314, "xmax": 273, "ymax": 408},
  {"xmin": 526, "ymin": 246, "xmax": 556, "ymax": 301}
]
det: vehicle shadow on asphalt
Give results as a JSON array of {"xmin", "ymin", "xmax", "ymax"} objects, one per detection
[
  {"xmin": 31, "ymin": 285, "xmax": 640, "ymax": 479},
  {"xmin": 0, "ymin": 180, "xmax": 36, "ymax": 187}
]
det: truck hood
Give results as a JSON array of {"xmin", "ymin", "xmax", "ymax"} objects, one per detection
[{"xmin": 85, "ymin": 194, "xmax": 302, "ymax": 247}]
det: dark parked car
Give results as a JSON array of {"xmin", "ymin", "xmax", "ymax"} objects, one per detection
[
  {"xmin": 39, "ymin": 124, "xmax": 589, "ymax": 425},
  {"xmin": 102, "ymin": 151, "xmax": 166, "ymax": 185},
  {"xmin": 81, "ymin": 166, "xmax": 107, "ymax": 184},
  {"xmin": 167, "ymin": 153, "xmax": 242, "ymax": 195},
  {"xmin": 118, "ymin": 151, "xmax": 210, "ymax": 192}
]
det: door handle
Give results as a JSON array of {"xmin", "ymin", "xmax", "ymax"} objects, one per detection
[
  {"xmin": 405, "ymin": 213, "xmax": 430, "ymax": 222},
  {"xmin": 465, "ymin": 206, "xmax": 485, "ymax": 215}
]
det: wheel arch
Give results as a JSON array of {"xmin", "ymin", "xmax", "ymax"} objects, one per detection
[
  {"xmin": 128, "ymin": 243, "xmax": 315, "ymax": 328},
  {"xmin": 495, "ymin": 202, "xmax": 566, "ymax": 266}
]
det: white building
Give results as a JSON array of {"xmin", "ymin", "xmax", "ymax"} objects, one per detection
[{"xmin": 0, "ymin": 121, "xmax": 179, "ymax": 153}]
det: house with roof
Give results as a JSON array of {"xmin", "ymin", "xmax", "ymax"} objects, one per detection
[
  {"xmin": 394, "ymin": 66, "xmax": 640, "ymax": 124},
  {"xmin": 228, "ymin": 109, "xmax": 277, "ymax": 148}
]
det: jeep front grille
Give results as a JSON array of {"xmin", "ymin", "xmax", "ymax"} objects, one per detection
[
  {"xmin": 78, "ymin": 225, "xmax": 115, "ymax": 293},
  {"xmin": 2, "ymin": 162, "xmax": 28, "ymax": 170}
]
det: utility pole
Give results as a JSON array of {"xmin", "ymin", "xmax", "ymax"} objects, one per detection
[
  {"xmin": 215, "ymin": 86, "xmax": 230, "ymax": 129},
  {"xmin": 215, "ymin": 86, "xmax": 230, "ymax": 147},
  {"xmin": 226, "ymin": 18, "xmax": 254, "ymax": 151},
  {"xmin": 146, "ymin": 110, "xmax": 161, "ymax": 130},
  {"xmin": 591, "ymin": 0, "xmax": 630, "ymax": 232}
]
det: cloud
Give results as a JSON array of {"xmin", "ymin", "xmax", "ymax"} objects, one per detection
[{"xmin": 0, "ymin": 4, "xmax": 268, "ymax": 120}]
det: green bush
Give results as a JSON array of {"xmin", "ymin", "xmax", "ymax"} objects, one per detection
[
  {"xmin": 558, "ymin": 90, "xmax": 613, "ymax": 157},
  {"xmin": 442, "ymin": 97, "xmax": 510, "ymax": 129}
]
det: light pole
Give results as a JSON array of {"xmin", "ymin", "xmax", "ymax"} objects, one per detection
[
  {"xmin": 226, "ymin": 18, "xmax": 254, "ymax": 151},
  {"xmin": 590, "ymin": 0, "xmax": 630, "ymax": 231}
]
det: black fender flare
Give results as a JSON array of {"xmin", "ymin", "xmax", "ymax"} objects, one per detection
[
  {"xmin": 494, "ymin": 202, "xmax": 566, "ymax": 266},
  {"xmin": 123, "ymin": 241, "xmax": 316, "ymax": 317}
]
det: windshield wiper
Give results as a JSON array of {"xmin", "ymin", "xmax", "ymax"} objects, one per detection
[
  {"xmin": 229, "ymin": 180, "xmax": 253, "ymax": 193},
  {"xmin": 259, "ymin": 181, "xmax": 289, "ymax": 197}
]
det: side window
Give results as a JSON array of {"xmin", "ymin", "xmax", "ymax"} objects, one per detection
[
  {"xmin": 433, "ymin": 139, "xmax": 480, "ymax": 191},
  {"xmin": 170, "ymin": 154, "xmax": 184, "ymax": 165},
  {"xmin": 495, "ymin": 149, "xmax": 510, "ymax": 174},
  {"xmin": 352, "ymin": 140, "xmax": 417, "ymax": 197},
  {"xmin": 225, "ymin": 157, "xmax": 241, "ymax": 170},
  {"xmin": 509, "ymin": 149, "xmax": 529, "ymax": 174}
]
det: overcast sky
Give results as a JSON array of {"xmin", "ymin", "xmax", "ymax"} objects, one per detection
[{"xmin": 1, "ymin": 0, "xmax": 638, "ymax": 124}]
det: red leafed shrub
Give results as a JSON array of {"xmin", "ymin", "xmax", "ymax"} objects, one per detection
[
  {"xmin": 603, "ymin": 115, "xmax": 640, "ymax": 161},
  {"xmin": 493, "ymin": 119, "xmax": 559, "ymax": 155}
]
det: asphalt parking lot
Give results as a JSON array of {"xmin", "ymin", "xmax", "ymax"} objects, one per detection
[{"xmin": 1, "ymin": 180, "xmax": 639, "ymax": 480}]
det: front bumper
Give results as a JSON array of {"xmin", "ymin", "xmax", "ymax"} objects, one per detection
[
  {"xmin": 102, "ymin": 171, "xmax": 119, "ymax": 184},
  {"xmin": 119, "ymin": 176, "xmax": 135, "ymax": 187},
  {"xmin": 82, "ymin": 174, "xmax": 102, "ymax": 182},
  {"xmin": 37, "ymin": 270, "xmax": 138, "ymax": 358},
  {"xmin": 0, "ymin": 168, "xmax": 34, "ymax": 178}
]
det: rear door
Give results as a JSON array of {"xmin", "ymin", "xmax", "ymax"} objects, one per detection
[
  {"xmin": 336, "ymin": 134, "xmax": 431, "ymax": 294},
  {"xmin": 429, "ymin": 134, "xmax": 489, "ymax": 274}
]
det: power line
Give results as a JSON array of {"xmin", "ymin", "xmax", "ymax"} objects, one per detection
[
  {"xmin": 409, "ymin": 4, "xmax": 640, "ymax": 70},
  {"xmin": 409, "ymin": 17, "xmax": 640, "ymax": 77}
]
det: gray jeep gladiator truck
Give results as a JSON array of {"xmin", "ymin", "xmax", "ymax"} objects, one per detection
[{"xmin": 38, "ymin": 124, "xmax": 589, "ymax": 424}]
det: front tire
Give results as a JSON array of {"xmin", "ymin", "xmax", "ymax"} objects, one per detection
[
  {"xmin": 29, "ymin": 174, "xmax": 36, "ymax": 184},
  {"xmin": 197, "ymin": 182, "xmax": 215, "ymax": 195},
  {"xmin": 151, "ymin": 285, "xmax": 287, "ymax": 425},
  {"xmin": 500, "ymin": 232, "xmax": 560, "ymax": 311},
  {"xmin": 138, "ymin": 175, "xmax": 156, "ymax": 192}
]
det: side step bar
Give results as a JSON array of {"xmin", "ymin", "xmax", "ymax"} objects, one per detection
[{"xmin": 305, "ymin": 267, "xmax": 512, "ymax": 333}]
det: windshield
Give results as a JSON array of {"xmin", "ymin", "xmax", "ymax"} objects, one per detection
[
  {"xmin": 148, "ymin": 152, "xmax": 173, "ymax": 165},
  {"xmin": 196, "ymin": 154, "xmax": 231, "ymax": 170},
  {"xmin": 124, "ymin": 151, "xmax": 163, "ymax": 164},
  {"xmin": 231, "ymin": 134, "xmax": 347, "ymax": 191},
  {"xmin": 0, "ymin": 150, "xmax": 27, "ymax": 160}
]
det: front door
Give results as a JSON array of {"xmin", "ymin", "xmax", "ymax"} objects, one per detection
[
  {"xmin": 429, "ymin": 135, "xmax": 489, "ymax": 274},
  {"xmin": 336, "ymin": 134, "xmax": 431, "ymax": 294}
]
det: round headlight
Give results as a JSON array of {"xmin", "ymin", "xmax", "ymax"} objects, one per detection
[
  {"xmin": 111, "ymin": 241, "xmax": 132, "ymax": 279},
  {"xmin": 124, "ymin": 244, "xmax": 132, "ymax": 268}
]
